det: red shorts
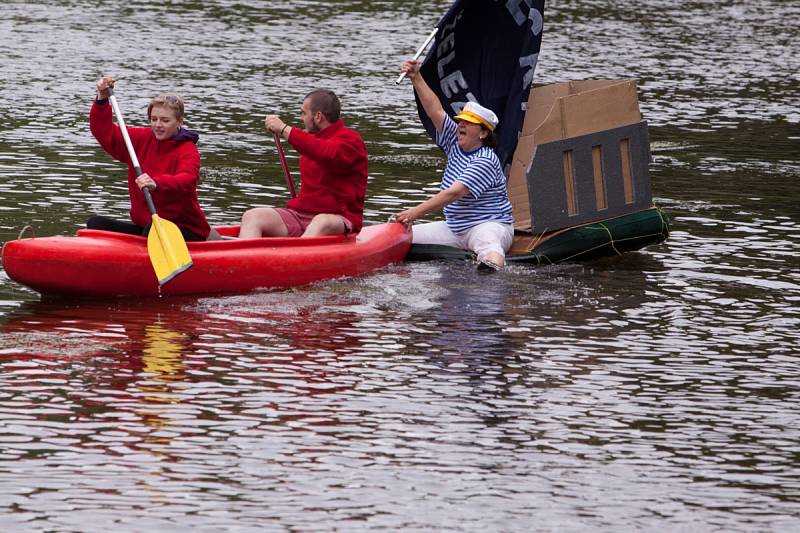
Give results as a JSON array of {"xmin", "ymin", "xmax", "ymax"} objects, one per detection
[{"xmin": 275, "ymin": 208, "xmax": 354, "ymax": 237}]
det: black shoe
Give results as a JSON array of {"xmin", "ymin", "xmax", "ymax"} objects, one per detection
[{"xmin": 476, "ymin": 259, "xmax": 501, "ymax": 274}]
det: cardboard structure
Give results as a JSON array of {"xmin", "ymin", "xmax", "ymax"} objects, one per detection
[{"xmin": 508, "ymin": 80, "xmax": 653, "ymax": 233}]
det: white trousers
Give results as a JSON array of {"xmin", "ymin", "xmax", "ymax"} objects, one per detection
[{"xmin": 412, "ymin": 220, "xmax": 514, "ymax": 260}]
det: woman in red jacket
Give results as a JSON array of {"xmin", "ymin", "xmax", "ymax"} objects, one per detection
[{"xmin": 88, "ymin": 76, "xmax": 211, "ymax": 241}]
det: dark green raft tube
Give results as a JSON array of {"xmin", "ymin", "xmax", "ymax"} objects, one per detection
[{"xmin": 404, "ymin": 206, "xmax": 670, "ymax": 265}]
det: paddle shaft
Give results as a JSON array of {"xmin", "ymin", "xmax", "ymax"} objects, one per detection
[
  {"xmin": 395, "ymin": 27, "xmax": 438, "ymax": 84},
  {"xmin": 107, "ymin": 88, "xmax": 159, "ymax": 214},
  {"xmin": 273, "ymin": 132, "xmax": 296, "ymax": 198}
]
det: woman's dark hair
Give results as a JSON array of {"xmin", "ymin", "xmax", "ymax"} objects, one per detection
[
  {"xmin": 482, "ymin": 127, "xmax": 497, "ymax": 149},
  {"xmin": 304, "ymin": 89, "xmax": 341, "ymax": 123}
]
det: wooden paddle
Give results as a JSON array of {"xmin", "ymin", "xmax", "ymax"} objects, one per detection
[
  {"xmin": 107, "ymin": 87, "xmax": 193, "ymax": 286},
  {"xmin": 273, "ymin": 132, "xmax": 296, "ymax": 198}
]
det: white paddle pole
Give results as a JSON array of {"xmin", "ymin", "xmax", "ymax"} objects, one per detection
[
  {"xmin": 107, "ymin": 88, "xmax": 143, "ymax": 174},
  {"xmin": 108, "ymin": 87, "xmax": 160, "ymax": 216},
  {"xmin": 395, "ymin": 27, "xmax": 439, "ymax": 84}
]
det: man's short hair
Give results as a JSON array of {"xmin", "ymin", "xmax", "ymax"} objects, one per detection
[{"xmin": 304, "ymin": 89, "xmax": 340, "ymax": 123}]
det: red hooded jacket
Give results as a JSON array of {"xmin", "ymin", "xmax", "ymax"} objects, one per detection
[
  {"xmin": 90, "ymin": 99, "xmax": 211, "ymax": 239},
  {"xmin": 286, "ymin": 119, "xmax": 368, "ymax": 231}
]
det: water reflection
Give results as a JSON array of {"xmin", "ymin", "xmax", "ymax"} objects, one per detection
[
  {"xmin": 0, "ymin": 280, "xmax": 419, "ymax": 451},
  {"xmin": 135, "ymin": 322, "xmax": 190, "ymax": 452},
  {"xmin": 140, "ymin": 323, "xmax": 187, "ymax": 381}
]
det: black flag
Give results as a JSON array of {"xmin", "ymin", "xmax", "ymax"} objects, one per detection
[{"xmin": 415, "ymin": 0, "xmax": 545, "ymax": 168}]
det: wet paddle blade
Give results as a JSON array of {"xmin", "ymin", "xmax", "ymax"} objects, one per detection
[{"xmin": 147, "ymin": 215, "xmax": 193, "ymax": 286}]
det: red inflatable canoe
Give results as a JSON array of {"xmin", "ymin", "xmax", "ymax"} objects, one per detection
[{"xmin": 1, "ymin": 223, "xmax": 411, "ymax": 297}]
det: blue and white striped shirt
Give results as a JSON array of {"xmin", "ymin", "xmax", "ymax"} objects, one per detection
[{"xmin": 436, "ymin": 115, "xmax": 513, "ymax": 234}]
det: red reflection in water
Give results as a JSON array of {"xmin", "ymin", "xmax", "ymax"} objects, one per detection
[{"xmin": 0, "ymin": 295, "xmax": 363, "ymax": 455}]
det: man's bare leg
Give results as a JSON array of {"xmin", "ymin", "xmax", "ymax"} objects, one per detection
[
  {"xmin": 238, "ymin": 207, "xmax": 289, "ymax": 238},
  {"xmin": 302, "ymin": 214, "xmax": 347, "ymax": 237}
]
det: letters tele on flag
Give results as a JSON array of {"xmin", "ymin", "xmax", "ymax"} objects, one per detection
[{"xmin": 415, "ymin": 0, "xmax": 545, "ymax": 168}]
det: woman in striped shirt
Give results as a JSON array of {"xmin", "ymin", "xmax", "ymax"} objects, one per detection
[{"xmin": 394, "ymin": 59, "xmax": 514, "ymax": 272}]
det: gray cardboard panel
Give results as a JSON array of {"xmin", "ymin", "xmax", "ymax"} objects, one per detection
[{"xmin": 526, "ymin": 121, "xmax": 652, "ymax": 233}]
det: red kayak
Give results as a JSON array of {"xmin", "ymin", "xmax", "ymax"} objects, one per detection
[{"xmin": 1, "ymin": 223, "xmax": 411, "ymax": 297}]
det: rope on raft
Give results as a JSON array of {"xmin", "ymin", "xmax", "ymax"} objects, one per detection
[{"xmin": 17, "ymin": 225, "xmax": 34, "ymax": 240}]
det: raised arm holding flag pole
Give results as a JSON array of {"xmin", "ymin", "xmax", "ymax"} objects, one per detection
[{"xmin": 398, "ymin": 0, "xmax": 545, "ymax": 169}]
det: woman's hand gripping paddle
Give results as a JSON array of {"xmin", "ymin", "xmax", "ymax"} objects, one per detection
[{"xmin": 107, "ymin": 87, "xmax": 192, "ymax": 286}]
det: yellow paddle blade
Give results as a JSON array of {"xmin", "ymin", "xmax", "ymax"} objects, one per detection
[{"xmin": 147, "ymin": 214, "xmax": 193, "ymax": 286}]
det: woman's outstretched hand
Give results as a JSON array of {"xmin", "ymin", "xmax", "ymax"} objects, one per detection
[{"xmin": 395, "ymin": 207, "xmax": 421, "ymax": 226}]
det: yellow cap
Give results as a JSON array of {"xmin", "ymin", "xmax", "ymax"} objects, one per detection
[{"xmin": 453, "ymin": 101, "xmax": 499, "ymax": 131}]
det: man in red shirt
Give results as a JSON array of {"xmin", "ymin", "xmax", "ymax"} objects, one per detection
[{"xmin": 238, "ymin": 89, "xmax": 369, "ymax": 238}]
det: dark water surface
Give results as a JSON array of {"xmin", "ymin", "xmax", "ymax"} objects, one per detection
[{"xmin": 1, "ymin": 1, "xmax": 798, "ymax": 531}]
